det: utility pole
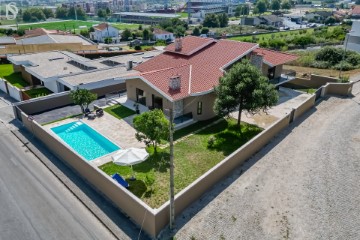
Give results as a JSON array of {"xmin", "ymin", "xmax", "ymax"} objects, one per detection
[{"xmin": 169, "ymin": 108, "xmax": 175, "ymax": 230}]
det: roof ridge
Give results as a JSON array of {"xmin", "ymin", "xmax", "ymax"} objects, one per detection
[{"xmin": 140, "ymin": 64, "xmax": 190, "ymax": 76}]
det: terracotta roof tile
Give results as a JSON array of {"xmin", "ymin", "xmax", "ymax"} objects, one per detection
[
  {"xmin": 352, "ymin": 5, "xmax": 360, "ymax": 15},
  {"xmin": 164, "ymin": 36, "xmax": 216, "ymax": 56},
  {"xmin": 254, "ymin": 48, "xmax": 298, "ymax": 66},
  {"xmin": 135, "ymin": 37, "xmax": 258, "ymax": 100},
  {"xmin": 94, "ymin": 23, "xmax": 110, "ymax": 31}
]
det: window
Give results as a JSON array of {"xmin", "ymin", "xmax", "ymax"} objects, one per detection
[{"xmin": 197, "ymin": 101, "xmax": 202, "ymax": 115}]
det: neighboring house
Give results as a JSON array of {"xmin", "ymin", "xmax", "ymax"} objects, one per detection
[
  {"xmin": 351, "ymin": 5, "xmax": 360, "ymax": 18},
  {"xmin": 6, "ymin": 50, "xmax": 162, "ymax": 93},
  {"xmin": 345, "ymin": 21, "xmax": 360, "ymax": 53},
  {"xmin": 241, "ymin": 15, "xmax": 283, "ymax": 27},
  {"xmin": 260, "ymin": 15, "xmax": 283, "ymax": 27},
  {"xmin": 89, "ymin": 23, "xmax": 120, "ymax": 43},
  {"xmin": 304, "ymin": 13, "xmax": 322, "ymax": 22},
  {"xmin": 152, "ymin": 29, "xmax": 175, "ymax": 42},
  {"xmin": 126, "ymin": 36, "xmax": 297, "ymax": 121}
]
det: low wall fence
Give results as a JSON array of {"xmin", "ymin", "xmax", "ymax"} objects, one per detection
[
  {"xmin": 0, "ymin": 78, "xmax": 22, "ymax": 101},
  {"xmin": 0, "ymin": 78, "xmax": 7, "ymax": 93},
  {"xmin": 15, "ymin": 80, "xmax": 354, "ymax": 238}
]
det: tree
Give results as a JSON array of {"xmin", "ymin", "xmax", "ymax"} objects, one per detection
[
  {"xmin": 219, "ymin": 13, "xmax": 229, "ymax": 28},
  {"xmin": 192, "ymin": 27, "xmax": 200, "ymax": 36},
  {"xmin": 80, "ymin": 29, "xmax": 89, "ymax": 38},
  {"xmin": 133, "ymin": 109, "xmax": 170, "ymax": 152},
  {"xmin": 138, "ymin": 24, "xmax": 143, "ymax": 30},
  {"xmin": 68, "ymin": 7, "xmax": 87, "ymax": 20},
  {"xmin": 256, "ymin": 0, "xmax": 268, "ymax": 14},
  {"xmin": 97, "ymin": 9, "xmax": 106, "ymax": 18},
  {"xmin": 70, "ymin": 88, "xmax": 97, "ymax": 114},
  {"xmin": 22, "ymin": 8, "xmax": 46, "ymax": 22},
  {"xmin": 235, "ymin": 4, "xmax": 250, "ymax": 17},
  {"xmin": 214, "ymin": 60, "xmax": 278, "ymax": 126},
  {"xmin": 325, "ymin": 16, "xmax": 336, "ymax": 25},
  {"xmin": 142, "ymin": 29, "xmax": 149, "ymax": 40},
  {"xmin": 281, "ymin": 0, "xmax": 292, "ymax": 10},
  {"xmin": 121, "ymin": 29, "xmax": 131, "ymax": 41},
  {"xmin": 89, "ymin": 26, "xmax": 95, "ymax": 32},
  {"xmin": 203, "ymin": 13, "xmax": 220, "ymax": 28},
  {"xmin": 104, "ymin": 37, "xmax": 112, "ymax": 44},
  {"xmin": 201, "ymin": 27, "xmax": 209, "ymax": 34},
  {"xmin": 105, "ymin": 7, "xmax": 111, "ymax": 16},
  {"xmin": 42, "ymin": 8, "xmax": 54, "ymax": 18},
  {"xmin": 56, "ymin": 7, "xmax": 68, "ymax": 19},
  {"xmin": 271, "ymin": 0, "xmax": 281, "ymax": 11}
]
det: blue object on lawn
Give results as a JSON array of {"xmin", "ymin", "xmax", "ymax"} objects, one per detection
[{"xmin": 112, "ymin": 173, "xmax": 129, "ymax": 188}]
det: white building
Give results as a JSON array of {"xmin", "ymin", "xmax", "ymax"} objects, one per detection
[
  {"xmin": 345, "ymin": 21, "xmax": 360, "ymax": 53},
  {"xmin": 90, "ymin": 23, "xmax": 120, "ymax": 43},
  {"xmin": 152, "ymin": 29, "xmax": 175, "ymax": 41}
]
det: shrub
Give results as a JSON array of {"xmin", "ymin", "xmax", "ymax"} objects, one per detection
[
  {"xmin": 310, "ymin": 61, "xmax": 331, "ymax": 69},
  {"xmin": 333, "ymin": 61, "xmax": 355, "ymax": 71},
  {"xmin": 134, "ymin": 45, "xmax": 141, "ymax": 50},
  {"xmin": 338, "ymin": 75, "xmax": 350, "ymax": 83},
  {"xmin": 207, "ymin": 136, "xmax": 216, "ymax": 148},
  {"xmin": 346, "ymin": 51, "xmax": 360, "ymax": 66},
  {"xmin": 315, "ymin": 47, "xmax": 343, "ymax": 65}
]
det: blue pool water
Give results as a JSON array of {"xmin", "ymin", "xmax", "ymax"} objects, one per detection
[{"xmin": 51, "ymin": 121, "xmax": 120, "ymax": 161}]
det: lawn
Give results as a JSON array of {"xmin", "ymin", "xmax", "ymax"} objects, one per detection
[
  {"xmin": 104, "ymin": 104, "xmax": 136, "ymax": 119},
  {"xmin": 111, "ymin": 23, "xmax": 144, "ymax": 30},
  {"xmin": 0, "ymin": 64, "xmax": 29, "ymax": 88},
  {"xmin": 24, "ymin": 88, "xmax": 53, "ymax": 98},
  {"xmin": 18, "ymin": 20, "xmax": 100, "ymax": 31},
  {"xmin": 100, "ymin": 118, "xmax": 262, "ymax": 208}
]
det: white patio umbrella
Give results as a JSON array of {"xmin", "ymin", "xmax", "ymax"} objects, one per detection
[{"xmin": 111, "ymin": 148, "xmax": 149, "ymax": 180}]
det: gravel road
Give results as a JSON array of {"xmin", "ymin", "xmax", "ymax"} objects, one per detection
[{"xmin": 161, "ymin": 82, "xmax": 360, "ymax": 240}]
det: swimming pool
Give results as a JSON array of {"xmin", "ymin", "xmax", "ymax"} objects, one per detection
[{"xmin": 51, "ymin": 121, "xmax": 120, "ymax": 161}]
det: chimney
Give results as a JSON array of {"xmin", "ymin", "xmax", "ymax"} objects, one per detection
[
  {"xmin": 250, "ymin": 52, "xmax": 263, "ymax": 70},
  {"xmin": 169, "ymin": 75, "xmax": 181, "ymax": 90},
  {"xmin": 175, "ymin": 38, "xmax": 182, "ymax": 52},
  {"xmin": 127, "ymin": 60, "xmax": 133, "ymax": 70}
]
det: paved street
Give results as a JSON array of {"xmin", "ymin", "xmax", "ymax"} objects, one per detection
[
  {"xmin": 161, "ymin": 82, "xmax": 360, "ymax": 239},
  {"xmin": 0, "ymin": 122, "xmax": 116, "ymax": 240}
]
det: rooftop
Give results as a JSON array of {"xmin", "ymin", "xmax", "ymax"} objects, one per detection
[
  {"xmin": 134, "ymin": 36, "xmax": 298, "ymax": 101},
  {"xmin": 135, "ymin": 37, "xmax": 258, "ymax": 100},
  {"xmin": 352, "ymin": 5, "xmax": 360, "ymax": 15},
  {"xmin": 0, "ymin": 37, "xmax": 16, "ymax": 45}
]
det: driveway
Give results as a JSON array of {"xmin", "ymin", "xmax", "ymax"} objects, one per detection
[{"xmin": 161, "ymin": 82, "xmax": 360, "ymax": 239}]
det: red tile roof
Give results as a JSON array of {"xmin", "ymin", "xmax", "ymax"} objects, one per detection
[
  {"xmin": 134, "ymin": 37, "xmax": 297, "ymax": 101},
  {"xmin": 352, "ymin": 5, "xmax": 360, "ymax": 15},
  {"xmin": 164, "ymin": 36, "xmax": 216, "ymax": 56},
  {"xmin": 135, "ymin": 37, "xmax": 258, "ymax": 100},
  {"xmin": 94, "ymin": 23, "xmax": 111, "ymax": 31},
  {"xmin": 140, "ymin": 65, "xmax": 191, "ymax": 101},
  {"xmin": 254, "ymin": 48, "xmax": 298, "ymax": 66}
]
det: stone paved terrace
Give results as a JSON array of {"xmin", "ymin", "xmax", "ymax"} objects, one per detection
[
  {"xmin": 43, "ymin": 111, "xmax": 145, "ymax": 167},
  {"xmin": 231, "ymin": 87, "xmax": 310, "ymax": 129}
]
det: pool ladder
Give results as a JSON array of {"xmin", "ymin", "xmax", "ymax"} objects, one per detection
[{"xmin": 65, "ymin": 122, "xmax": 83, "ymax": 133}]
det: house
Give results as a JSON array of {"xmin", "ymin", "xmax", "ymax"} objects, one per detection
[
  {"xmin": 124, "ymin": 36, "xmax": 297, "ymax": 121},
  {"xmin": 351, "ymin": 5, "xmax": 360, "ymax": 18},
  {"xmin": 260, "ymin": 15, "xmax": 283, "ymax": 27},
  {"xmin": 89, "ymin": 23, "xmax": 120, "ymax": 43},
  {"xmin": 152, "ymin": 29, "xmax": 175, "ymax": 42},
  {"xmin": 304, "ymin": 13, "xmax": 322, "ymax": 22},
  {"xmin": 6, "ymin": 50, "xmax": 163, "ymax": 93},
  {"xmin": 344, "ymin": 21, "xmax": 360, "ymax": 53},
  {"xmin": 241, "ymin": 15, "xmax": 283, "ymax": 27}
]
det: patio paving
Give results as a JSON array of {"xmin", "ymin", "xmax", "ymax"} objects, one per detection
[{"xmin": 231, "ymin": 87, "xmax": 312, "ymax": 129}]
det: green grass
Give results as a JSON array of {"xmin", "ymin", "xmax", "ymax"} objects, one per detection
[
  {"xmin": 100, "ymin": 118, "xmax": 262, "ymax": 208},
  {"xmin": 18, "ymin": 20, "xmax": 100, "ymax": 31},
  {"xmin": 173, "ymin": 116, "xmax": 220, "ymax": 141},
  {"xmin": 178, "ymin": 12, "xmax": 188, "ymax": 18},
  {"xmin": 297, "ymin": 88, "xmax": 317, "ymax": 94},
  {"xmin": 104, "ymin": 104, "xmax": 136, "ymax": 120},
  {"xmin": 24, "ymin": 88, "xmax": 53, "ymax": 98},
  {"xmin": 0, "ymin": 64, "xmax": 29, "ymax": 88},
  {"xmin": 111, "ymin": 23, "xmax": 143, "ymax": 30}
]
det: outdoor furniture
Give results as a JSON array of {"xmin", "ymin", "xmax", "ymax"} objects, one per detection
[
  {"xmin": 84, "ymin": 108, "xmax": 91, "ymax": 116},
  {"xmin": 96, "ymin": 108, "xmax": 104, "ymax": 117},
  {"xmin": 112, "ymin": 173, "xmax": 129, "ymax": 188}
]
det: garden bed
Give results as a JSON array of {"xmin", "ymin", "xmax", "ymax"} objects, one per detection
[
  {"xmin": 24, "ymin": 88, "xmax": 53, "ymax": 98},
  {"xmin": 100, "ymin": 118, "xmax": 262, "ymax": 208},
  {"xmin": 103, "ymin": 104, "xmax": 136, "ymax": 120}
]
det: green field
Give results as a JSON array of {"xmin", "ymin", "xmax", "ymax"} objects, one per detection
[
  {"xmin": 18, "ymin": 20, "xmax": 100, "ymax": 31},
  {"xmin": 111, "ymin": 23, "xmax": 143, "ymax": 30}
]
